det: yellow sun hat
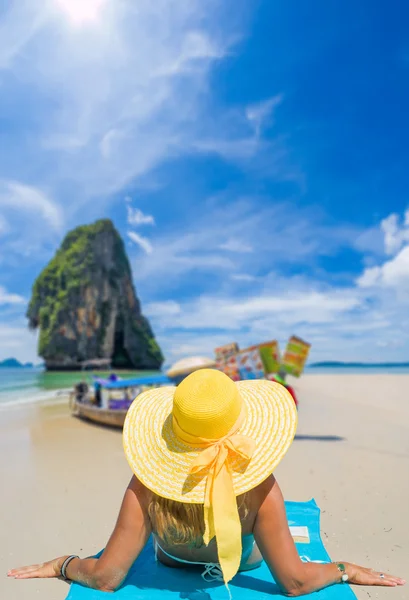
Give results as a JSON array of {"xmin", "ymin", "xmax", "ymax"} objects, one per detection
[{"xmin": 123, "ymin": 369, "xmax": 297, "ymax": 584}]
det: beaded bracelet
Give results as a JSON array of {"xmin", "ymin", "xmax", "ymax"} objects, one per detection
[{"xmin": 60, "ymin": 555, "xmax": 79, "ymax": 581}]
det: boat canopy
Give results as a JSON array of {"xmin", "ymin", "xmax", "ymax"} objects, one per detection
[{"xmin": 94, "ymin": 374, "xmax": 172, "ymax": 389}]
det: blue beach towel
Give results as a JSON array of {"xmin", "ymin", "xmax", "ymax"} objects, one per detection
[{"xmin": 66, "ymin": 499, "xmax": 356, "ymax": 600}]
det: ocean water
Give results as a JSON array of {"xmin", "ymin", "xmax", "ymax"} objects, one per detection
[
  {"xmin": 0, "ymin": 368, "xmax": 160, "ymax": 409},
  {"xmin": 305, "ymin": 366, "xmax": 409, "ymax": 375},
  {"xmin": 1, "ymin": 365, "xmax": 409, "ymax": 409}
]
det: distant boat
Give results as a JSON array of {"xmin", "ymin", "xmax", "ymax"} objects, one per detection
[
  {"xmin": 70, "ymin": 402, "xmax": 129, "ymax": 428},
  {"xmin": 70, "ymin": 373, "xmax": 173, "ymax": 428}
]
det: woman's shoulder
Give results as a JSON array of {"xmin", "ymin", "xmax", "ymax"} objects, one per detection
[
  {"xmin": 244, "ymin": 475, "xmax": 276, "ymax": 513},
  {"xmin": 237, "ymin": 475, "xmax": 276, "ymax": 534},
  {"xmin": 128, "ymin": 476, "xmax": 152, "ymax": 508}
]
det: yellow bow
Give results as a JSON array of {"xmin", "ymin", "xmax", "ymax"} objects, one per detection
[{"xmin": 173, "ymin": 413, "xmax": 255, "ymax": 584}]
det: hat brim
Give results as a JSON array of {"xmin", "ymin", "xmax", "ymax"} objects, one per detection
[{"xmin": 123, "ymin": 380, "xmax": 297, "ymax": 503}]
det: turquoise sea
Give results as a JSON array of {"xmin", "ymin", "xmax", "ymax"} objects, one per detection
[
  {"xmin": 1, "ymin": 365, "xmax": 409, "ymax": 409},
  {"xmin": 304, "ymin": 365, "xmax": 409, "ymax": 375},
  {"xmin": 0, "ymin": 368, "xmax": 161, "ymax": 409}
]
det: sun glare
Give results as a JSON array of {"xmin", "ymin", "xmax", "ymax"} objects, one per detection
[{"xmin": 56, "ymin": 0, "xmax": 106, "ymax": 25}]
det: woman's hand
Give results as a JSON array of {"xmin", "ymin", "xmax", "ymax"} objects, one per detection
[
  {"xmin": 8, "ymin": 556, "xmax": 68, "ymax": 580},
  {"xmin": 344, "ymin": 562, "xmax": 405, "ymax": 587}
]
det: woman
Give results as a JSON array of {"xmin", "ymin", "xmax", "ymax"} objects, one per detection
[{"xmin": 9, "ymin": 370, "xmax": 405, "ymax": 596}]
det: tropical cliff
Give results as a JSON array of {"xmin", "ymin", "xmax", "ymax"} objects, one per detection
[{"xmin": 27, "ymin": 219, "xmax": 163, "ymax": 371}]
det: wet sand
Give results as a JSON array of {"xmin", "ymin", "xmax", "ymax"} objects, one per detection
[{"xmin": 1, "ymin": 374, "xmax": 408, "ymax": 599}]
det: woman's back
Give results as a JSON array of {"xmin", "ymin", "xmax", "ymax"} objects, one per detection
[{"xmin": 149, "ymin": 481, "xmax": 268, "ymax": 570}]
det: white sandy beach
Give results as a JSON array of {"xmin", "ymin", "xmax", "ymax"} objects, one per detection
[{"xmin": 0, "ymin": 374, "xmax": 408, "ymax": 600}]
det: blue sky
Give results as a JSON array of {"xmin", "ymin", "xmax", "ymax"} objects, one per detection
[{"xmin": 1, "ymin": 0, "xmax": 409, "ymax": 364}]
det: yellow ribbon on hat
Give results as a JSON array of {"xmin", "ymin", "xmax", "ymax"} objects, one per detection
[{"xmin": 172, "ymin": 410, "xmax": 255, "ymax": 584}]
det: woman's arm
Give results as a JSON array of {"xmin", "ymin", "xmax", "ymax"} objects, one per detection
[
  {"xmin": 9, "ymin": 476, "xmax": 152, "ymax": 592},
  {"xmin": 253, "ymin": 475, "xmax": 404, "ymax": 597}
]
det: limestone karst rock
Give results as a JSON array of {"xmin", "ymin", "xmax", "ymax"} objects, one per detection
[{"xmin": 27, "ymin": 219, "xmax": 163, "ymax": 371}]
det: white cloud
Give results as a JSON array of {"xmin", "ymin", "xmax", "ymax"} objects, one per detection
[
  {"xmin": 376, "ymin": 339, "xmax": 404, "ymax": 349},
  {"xmin": 192, "ymin": 96, "xmax": 287, "ymax": 168},
  {"xmin": 148, "ymin": 289, "xmax": 361, "ymax": 332},
  {"xmin": 142, "ymin": 207, "xmax": 409, "ymax": 364},
  {"xmin": 357, "ymin": 209, "xmax": 409, "ymax": 291},
  {"xmin": 246, "ymin": 94, "xmax": 283, "ymax": 136},
  {"xmin": 149, "ymin": 282, "xmax": 406, "ymax": 366},
  {"xmin": 353, "ymin": 225, "xmax": 384, "ymax": 256},
  {"xmin": 0, "ymin": 0, "xmax": 242, "ymax": 210},
  {"xmin": 0, "ymin": 1, "xmax": 46, "ymax": 70},
  {"xmin": 0, "ymin": 180, "xmax": 62, "ymax": 231},
  {"xmin": 0, "ymin": 324, "xmax": 38, "ymax": 363},
  {"xmin": 0, "ymin": 1, "xmax": 299, "ymax": 233},
  {"xmin": 153, "ymin": 285, "xmax": 409, "ymax": 366},
  {"xmin": 228, "ymin": 292, "xmax": 360, "ymax": 320},
  {"xmin": 231, "ymin": 274, "xmax": 257, "ymax": 282},
  {"xmin": 357, "ymin": 265, "xmax": 382, "ymax": 288},
  {"xmin": 164, "ymin": 333, "xmax": 232, "ymax": 363},
  {"xmin": 0, "ymin": 215, "xmax": 9, "ymax": 235},
  {"xmin": 145, "ymin": 301, "xmax": 181, "ymax": 318},
  {"xmin": 156, "ymin": 305, "xmax": 408, "ymax": 366},
  {"xmin": 100, "ymin": 128, "xmax": 123, "ymax": 159},
  {"xmin": 189, "ymin": 97, "xmax": 295, "ymax": 180},
  {"xmin": 154, "ymin": 31, "xmax": 224, "ymax": 77},
  {"xmin": 220, "ymin": 239, "xmax": 253, "ymax": 253},
  {"xmin": 127, "ymin": 206, "xmax": 155, "ymax": 227},
  {"xmin": 139, "ymin": 202, "xmax": 409, "ymax": 364},
  {"xmin": 128, "ymin": 203, "xmax": 261, "ymax": 286},
  {"xmin": 192, "ymin": 137, "xmax": 261, "ymax": 161},
  {"xmin": 129, "ymin": 200, "xmax": 365, "ymax": 293},
  {"xmin": 127, "ymin": 231, "xmax": 153, "ymax": 255},
  {"xmin": 357, "ymin": 246, "xmax": 409, "ymax": 290},
  {"xmin": 0, "ymin": 180, "xmax": 63, "ymax": 263},
  {"xmin": 381, "ymin": 212, "xmax": 409, "ymax": 255},
  {"xmin": 0, "ymin": 287, "xmax": 25, "ymax": 306}
]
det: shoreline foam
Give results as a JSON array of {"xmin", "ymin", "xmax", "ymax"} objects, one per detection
[{"xmin": 0, "ymin": 389, "xmax": 72, "ymax": 411}]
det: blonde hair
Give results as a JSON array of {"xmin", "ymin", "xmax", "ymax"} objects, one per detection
[{"xmin": 148, "ymin": 493, "xmax": 249, "ymax": 548}]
